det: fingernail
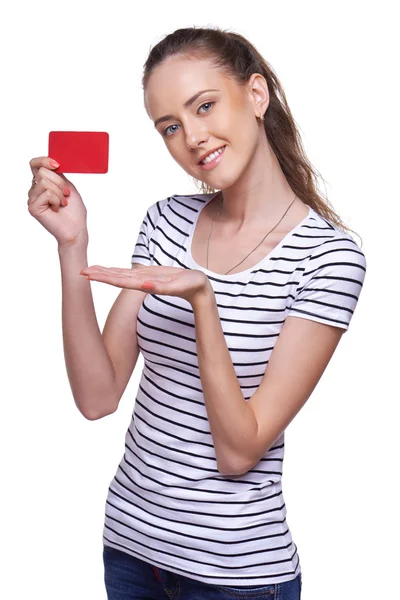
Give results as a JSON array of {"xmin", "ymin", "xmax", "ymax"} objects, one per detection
[
  {"xmin": 49, "ymin": 160, "xmax": 60, "ymax": 168},
  {"xmin": 63, "ymin": 186, "xmax": 70, "ymax": 196}
]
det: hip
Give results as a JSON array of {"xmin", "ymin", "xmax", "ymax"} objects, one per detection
[{"xmin": 103, "ymin": 544, "xmax": 302, "ymax": 599}]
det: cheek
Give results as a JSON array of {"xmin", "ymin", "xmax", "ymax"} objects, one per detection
[
  {"xmin": 218, "ymin": 107, "xmax": 256, "ymax": 146},
  {"xmin": 165, "ymin": 141, "xmax": 197, "ymax": 173},
  {"xmin": 227, "ymin": 120, "xmax": 258, "ymax": 162},
  {"xmin": 164, "ymin": 138, "xmax": 183, "ymax": 161},
  {"xmin": 209, "ymin": 112, "xmax": 234, "ymax": 140}
]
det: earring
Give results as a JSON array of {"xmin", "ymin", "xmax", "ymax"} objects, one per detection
[{"xmin": 256, "ymin": 113, "xmax": 265, "ymax": 123}]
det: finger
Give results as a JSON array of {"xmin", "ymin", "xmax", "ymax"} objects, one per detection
[
  {"xmin": 28, "ymin": 179, "xmax": 65, "ymax": 208},
  {"xmin": 30, "ymin": 157, "xmax": 72, "ymax": 196},
  {"xmin": 86, "ymin": 272, "xmax": 173, "ymax": 292},
  {"xmin": 28, "ymin": 188, "xmax": 64, "ymax": 214},
  {"xmin": 82, "ymin": 270, "xmax": 138, "ymax": 282},
  {"xmin": 30, "ymin": 156, "xmax": 60, "ymax": 177},
  {"xmin": 81, "ymin": 267, "xmax": 153, "ymax": 283},
  {"xmin": 82, "ymin": 266, "xmax": 140, "ymax": 276},
  {"xmin": 28, "ymin": 176, "xmax": 65, "ymax": 207},
  {"xmin": 83, "ymin": 265, "xmax": 176, "ymax": 276},
  {"xmin": 82, "ymin": 272, "xmax": 144, "ymax": 289},
  {"xmin": 35, "ymin": 166, "xmax": 69, "ymax": 190}
]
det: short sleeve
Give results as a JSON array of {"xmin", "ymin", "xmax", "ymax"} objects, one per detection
[
  {"xmin": 131, "ymin": 198, "xmax": 169, "ymax": 266},
  {"xmin": 287, "ymin": 235, "xmax": 367, "ymax": 331}
]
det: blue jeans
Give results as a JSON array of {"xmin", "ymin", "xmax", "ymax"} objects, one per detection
[{"xmin": 103, "ymin": 545, "xmax": 302, "ymax": 599}]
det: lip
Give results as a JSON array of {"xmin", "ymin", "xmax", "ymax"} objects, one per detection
[
  {"xmin": 198, "ymin": 145, "xmax": 226, "ymax": 165},
  {"xmin": 198, "ymin": 145, "xmax": 226, "ymax": 170}
]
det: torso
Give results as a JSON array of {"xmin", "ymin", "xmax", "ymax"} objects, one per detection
[{"xmin": 190, "ymin": 194, "xmax": 310, "ymax": 276}]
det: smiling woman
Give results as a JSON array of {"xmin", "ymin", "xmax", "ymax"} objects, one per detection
[
  {"xmin": 97, "ymin": 26, "xmax": 367, "ymax": 600},
  {"xmin": 27, "ymin": 24, "xmax": 366, "ymax": 600}
]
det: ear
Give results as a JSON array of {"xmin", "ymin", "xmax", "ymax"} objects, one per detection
[{"xmin": 247, "ymin": 72, "xmax": 270, "ymax": 118}]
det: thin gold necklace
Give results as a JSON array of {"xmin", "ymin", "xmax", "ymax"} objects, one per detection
[{"xmin": 206, "ymin": 193, "xmax": 297, "ymax": 275}]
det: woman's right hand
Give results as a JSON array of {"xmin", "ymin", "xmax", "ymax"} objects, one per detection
[{"xmin": 28, "ymin": 156, "xmax": 89, "ymax": 247}]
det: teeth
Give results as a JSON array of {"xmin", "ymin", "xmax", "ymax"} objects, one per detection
[{"xmin": 201, "ymin": 146, "xmax": 225, "ymax": 164}]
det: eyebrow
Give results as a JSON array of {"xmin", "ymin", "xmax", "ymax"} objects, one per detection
[{"xmin": 154, "ymin": 89, "xmax": 220, "ymax": 128}]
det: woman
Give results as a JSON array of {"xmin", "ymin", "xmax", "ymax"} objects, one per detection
[{"xmin": 27, "ymin": 26, "xmax": 366, "ymax": 600}]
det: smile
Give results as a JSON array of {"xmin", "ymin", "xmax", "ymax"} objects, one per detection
[{"xmin": 199, "ymin": 146, "xmax": 226, "ymax": 170}]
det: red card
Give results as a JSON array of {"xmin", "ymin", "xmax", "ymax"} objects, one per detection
[{"xmin": 48, "ymin": 131, "xmax": 109, "ymax": 173}]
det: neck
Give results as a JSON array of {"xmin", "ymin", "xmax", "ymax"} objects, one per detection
[{"xmin": 217, "ymin": 137, "xmax": 296, "ymax": 227}]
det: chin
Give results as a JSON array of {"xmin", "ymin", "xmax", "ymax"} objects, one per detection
[{"xmin": 203, "ymin": 169, "xmax": 244, "ymax": 192}]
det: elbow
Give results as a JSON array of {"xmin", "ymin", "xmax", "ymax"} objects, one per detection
[
  {"xmin": 216, "ymin": 445, "xmax": 270, "ymax": 477},
  {"xmin": 82, "ymin": 410, "xmax": 102, "ymax": 421},
  {"xmin": 76, "ymin": 394, "xmax": 119, "ymax": 421},
  {"xmin": 216, "ymin": 455, "xmax": 255, "ymax": 477},
  {"xmin": 82, "ymin": 406, "xmax": 117, "ymax": 421}
]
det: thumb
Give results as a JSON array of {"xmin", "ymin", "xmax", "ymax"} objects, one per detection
[
  {"xmin": 141, "ymin": 276, "xmax": 173, "ymax": 293},
  {"xmin": 56, "ymin": 171, "xmax": 77, "ymax": 192}
]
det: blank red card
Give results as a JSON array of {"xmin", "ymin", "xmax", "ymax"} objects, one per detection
[{"xmin": 48, "ymin": 131, "xmax": 109, "ymax": 173}]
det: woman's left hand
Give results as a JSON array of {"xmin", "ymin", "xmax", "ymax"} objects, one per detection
[{"xmin": 80, "ymin": 265, "xmax": 213, "ymax": 306}]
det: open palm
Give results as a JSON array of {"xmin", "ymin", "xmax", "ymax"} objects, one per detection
[{"xmin": 80, "ymin": 264, "xmax": 212, "ymax": 306}]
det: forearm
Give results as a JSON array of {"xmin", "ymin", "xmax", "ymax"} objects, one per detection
[
  {"xmin": 191, "ymin": 286, "xmax": 259, "ymax": 475},
  {"xmin": 58, "ymin": 239, "xmax": 117, "ymax": 419}
]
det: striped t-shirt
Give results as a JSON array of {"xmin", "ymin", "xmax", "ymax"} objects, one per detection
[{"xmin": 102, "ymin": 192, "xmax": 367, "ymax": 586}]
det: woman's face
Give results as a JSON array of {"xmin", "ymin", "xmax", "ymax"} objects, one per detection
[{"xmin": 144, "ymin": 55, "xmax": 265, "ymax": 190}]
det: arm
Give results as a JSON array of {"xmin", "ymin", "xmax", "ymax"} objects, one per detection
[
  {"xmin": 191, "ymin": 287, "xmax": 344, "ymax": 476},
  {"xmin": 58, "ymin": 238, "xmax": 148, "ymax": 420}
]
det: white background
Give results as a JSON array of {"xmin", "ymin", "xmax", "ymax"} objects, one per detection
[{"xmin": 1, "ymin": 1, "xmax": 398, "ymax": 598}]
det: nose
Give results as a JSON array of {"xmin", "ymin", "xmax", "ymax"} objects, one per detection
[{"xmin": 184, "ymin": 119, "xmax": 209, "ymax": 150}]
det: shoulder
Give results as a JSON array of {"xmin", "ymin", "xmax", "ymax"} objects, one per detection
[
  {"xmin": 145, "ymin": 192, "xmax": 216, "ymax": 227},
  {"xmin": 298, "ymin": 208, "xmax": 367, "ymax": 296},
  {"xmin": 147, "ymin": 192, "xmax": 214, "ymax": 211},
  {"xmin": 306, "ymin": 207, "xmax": 367, "ymax": 268}
]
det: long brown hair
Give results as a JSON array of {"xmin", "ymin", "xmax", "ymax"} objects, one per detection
[{"xmin": 142, "ymin": 26, "xmax": 358, "ymax": 238}]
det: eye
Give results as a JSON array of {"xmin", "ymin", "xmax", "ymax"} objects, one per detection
[
  {"xmin": 163, "ymin": 124, "xmax": 179, "ymax": 137},
  {"xmin": 162, "ymin": 102, "xmax": 215, "ymax": 137},
  {"xmin": 198, "ymin": 101, "xmax": 214, "ymax": 113}
]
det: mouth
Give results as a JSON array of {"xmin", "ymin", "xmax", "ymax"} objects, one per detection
[{"xmin": 198, "ymin": 145, "xmax": 227, "ymax": 170}]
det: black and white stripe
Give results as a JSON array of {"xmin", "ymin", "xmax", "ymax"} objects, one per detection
[{"xmin": 102, "ymin": 193, "xmax": 366, "ymax": 585}]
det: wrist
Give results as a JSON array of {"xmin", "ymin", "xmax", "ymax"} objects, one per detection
[
  {"xmin": 191, "ymin": 278, "xmax": 215, "ymax": 310},
  {"xmin": 58, "ymin": 230, "xmax": 89, "ymax": 256}
]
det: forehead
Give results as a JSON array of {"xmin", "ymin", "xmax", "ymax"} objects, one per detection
[{"xmin": 144, "ymin": 55, "xmax": 238, "ymax": 118}]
